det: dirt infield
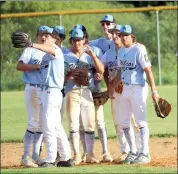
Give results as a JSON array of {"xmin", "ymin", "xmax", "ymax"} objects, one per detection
[{"xmin": 1, "ymin": 137, "xmax": 177, "ymax": 169}]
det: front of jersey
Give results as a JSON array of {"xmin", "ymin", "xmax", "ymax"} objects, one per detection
[
  {"xmin": 64, "ymin": 51, "xmax": 95, "ymax": 94},
  {"xmin": 118, "ymin": 43, "xmax": 151, "ymax": 86}
]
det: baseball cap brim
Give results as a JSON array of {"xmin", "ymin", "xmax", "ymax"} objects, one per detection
[
  {"xmin": 108, "ymin": 28, "xmax": 120, "ymax": 34},
  {"xmin": 70, "ymin": 37, "xmax": 84, "ymax": 40}
]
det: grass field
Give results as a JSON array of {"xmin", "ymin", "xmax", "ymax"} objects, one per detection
[
  {"xmin": 1, "ymin": 85, "xmax": 177, "ymax": 173},
  {"xmin": 1, "ymin": 85, "xmax": 177, "ymax": 142}
]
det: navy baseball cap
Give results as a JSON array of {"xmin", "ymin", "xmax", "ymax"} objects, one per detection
[
  {"xmin": 69, "ymin": 24, "xmax": 87, "ymax": 34},
  {"xmin": 100, "ymin": 14, "xmax": 116, "ymax": 23},
  {"xmin": 37, "ymin": 25, "xmax": 53, "ymax": 34},
  {"xmin": 108, "ymin": 24, "xmax": 122, "ymax": 33},
  {"xmin": 70, "ymin": 28, "xmax": 84, "ymax": 40},
  {"xmin": 120, "ymin": 25, "xmax": 132, "ymax": 35},
  {"xmin": 52, "ymin": 25, "xmax": 66, "ymax": 39}
]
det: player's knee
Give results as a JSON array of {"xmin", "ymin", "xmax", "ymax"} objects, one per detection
[{"xmin": 137, "ymin": 121, "xmax": 148, "ymax": 128}]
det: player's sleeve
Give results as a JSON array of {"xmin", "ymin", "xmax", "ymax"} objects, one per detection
[
  {"xmin": 52, "ymin": 45, "xmax": 64, "ymax": 61},
  {"xmin": 137, "ymin": 45, "xmax": 151, "ymax": 69},
  {"xmin": 100, "ymin": 52, "xmax": 107, "ymax": 68},
  {"xmin": 19, "ymin": 47, "xmax": 33, "ymax": 64}
]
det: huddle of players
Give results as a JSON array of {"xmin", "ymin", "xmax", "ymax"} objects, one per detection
[{"xmin": 17, "ymin": 14, "xmax": 157, "ymax": 168}]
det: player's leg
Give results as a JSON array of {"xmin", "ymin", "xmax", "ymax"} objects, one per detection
[
  {"xmin": 130, "ymin": 85, "xmax": 150, "ymax": 164},
  {"xmin": 32, "ymin": 88, "xmax": 43, "ymax": 165},
  {"xmin": 41, "ymin": 88, "xmax": 59, "ymax": 166},
  {"xmin": 21, "ymin": 85, "xmax": 39, "ymax": 167},
  {"xmin": 81, "ymin": 89, "xmax": 99, "ymax": 164},
  {"xmin": 54, "ymin": 89, "xmax": 73, "ymax": 167},
  {"xmin": 79, "ymin": 116, "xmax": 87, "ymax": 162},
  {"xmin": 111, "ymin": 92, "xmax": 133, "ymax": 163},
  {"xmin": 95, "ymin": 105, "xmax": 113, "ymax": 162},
  {"xmin": 66, "ymin": 90, "xmax": 81, "ymax": 165},
  {"xmin": 119, "ymin": 86, "xmax": 138, "ymax": 164}
]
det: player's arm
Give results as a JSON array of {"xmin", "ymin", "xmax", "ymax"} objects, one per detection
[
  {"xmin": 85, "ymin": 44, "xmax": 104, "ymax": 74},
  {"xmin": 16, "ymin": 60, "xmax": 40, "ymax": 71},
  {"xmin": 138, "ymin": 45, "xmax": 159, "ymax": 102},
  {"xmin": 144, "ymin": 67, "xmax": 159, "ymax": 102},
  {"xmin": 103, "ymin": 68, "xmax": 110, "ymax": 90},
  {"xmin": 32, "ymin": 43, "xmax": 55, "ymax": 56}
]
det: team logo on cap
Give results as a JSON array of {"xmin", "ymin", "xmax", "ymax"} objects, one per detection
[
  {"xmin": 105, "ymin": 15, "xmax": 108, "ymax": 19},
  {"xmin": 74, "ymin": 31, "xmax": 78, "ymax": 35}
]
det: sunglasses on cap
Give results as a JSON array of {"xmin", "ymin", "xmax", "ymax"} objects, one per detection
[{"xmin": 101, "ymin": 22, "xmax": 111, "ymax": 26}]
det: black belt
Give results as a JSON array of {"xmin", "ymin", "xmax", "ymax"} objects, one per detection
[{"xmin": 29, "ymin": 84, "xmax": 41, "ymax": 88}]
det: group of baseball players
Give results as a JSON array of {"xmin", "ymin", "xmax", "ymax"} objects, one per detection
[{"xmin": 15, "ymin": 13, "xmax": 159, "ymax": 168}]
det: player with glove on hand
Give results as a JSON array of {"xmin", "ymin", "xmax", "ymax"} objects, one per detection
[
  {"xmin": 64, "ymin": 28, "xmax": 104, "ymax": 165},
  {"xmin": 109, "ymin": 25, "xmax": 160, "ymax": 165}
]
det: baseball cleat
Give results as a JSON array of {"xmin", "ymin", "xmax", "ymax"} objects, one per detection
[
  {"xmin": 113, "ymin": 152, "xmax": 128, "ymax": 163},
  {"xmin": 21, "ymin": 156, "xmax": 38, "ymax": 168},
  {"xmin": 122, "ymin": 152, "xmax": 138, "ymax": 164},
  {"xmin": 130, "ymin": 153, "xmax": 151, "ymax": 164},
  {"xmin": 73, "ymin": 154, "xmax": 82, "ymax": 165},
  {"xmin": 86, "ymin": 154, "xmax": 100, "ymax": 164},
  {"xmin": 57, "ymin": 158, "xmax": 74, "ymax": 167},
  {"xmin": 33, "ymin": 157, "xmax": 44, "ymax": 166},
  {"xmin": 101, "ymin": 152, "xmax": 113, "ymax": 162},
  {"xmin": 81, "ymin": 153, "xmax": 87, "ymax": 162},
  {"xmin": 40, "ymin": 162, "xmax": 56, "ymax": 168}
]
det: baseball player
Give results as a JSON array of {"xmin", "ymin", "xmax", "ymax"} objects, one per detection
[
  {"xmin": 16, "ymin": 26, "xmax": 51, "ymax": 168},
  {"xmin": 101, "ymin": 24, "xmax": 138, "ymax": 163},
  {"xmin": 64, "ymin": 28, "xmax": 104, "ymax": 165},
  {"xmin": 89, "ymin": 14, "xmax": 116, "ymax": 54},
  {"xmin": 69, "ymin": 24, "xmax": 113, "ymax": 162},
  {"xmin": 29, "ymin": 25, "xmax": 72, "ymax": 167},
  {"xmin": 109, "ymin": 25, "xmax": 159, "ymax": 164},
  {"xmin": 30, "ymin": 26, "xmax": 73, "ymax": 167}
]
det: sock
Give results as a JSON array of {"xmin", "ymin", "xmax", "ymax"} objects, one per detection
[
  {"xmin": 23, "ymin": 130, "xmax": 35, "ymax": 159},
  {"xmin": 80, "ymin": 130, "xmax": 87, "ymax": 154},
  {"xmin": 98, "ymin": 128, "xmax": 108, "ymax": 154},
  {"xmin": 32, "ymin": 132, "xmax": 43, "ymax": 160},
  {"xmin": 69, "ymin": 131, "xmax": 80, "ymax": 155},
  {"xmin": 140, "ymin": 125, "xmax": 150, "ymax": 155},
  {"xmin": 85, "ymin": 131, "xmax": 95, "ymax": 155},
  {"xmin": 123, "ymin": 128, "xmax": 137, "ymax": 154}
]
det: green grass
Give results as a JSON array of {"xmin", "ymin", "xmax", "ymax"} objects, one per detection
[
  {"xmin": 1, "ymin": 85, "xmax": 177, "ymax": 142},
  {"xmin": 1, "ymin": 165, "xmax": 177, "ymax": 173},
  {"xmin": 1, "ymin": 85, "xmax": 177, "ymax": 173}
]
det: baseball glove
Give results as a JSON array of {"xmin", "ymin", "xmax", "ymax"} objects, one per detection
[
  {"xmin": 71, "ymin": 68, "xmax": 89, "ymax": 86},
  {"xmin": 115, "ymin": 82, "xmax": 123, "ymax": 94},
  {"xmin": 154, "ymin": 98, "xmax": 171, "ymax": 119},
  {"xmin": 11, "ymin": 32, "xmax": 33, "ymax": 48},
  {"xmin": 92, "ymin": 91, "xmax": 109, "ymax": 107}
]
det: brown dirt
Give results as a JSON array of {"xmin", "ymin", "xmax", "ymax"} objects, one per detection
[{"xmin": 1, "ymin": 137, "xmax": 177, "ymax": 169}]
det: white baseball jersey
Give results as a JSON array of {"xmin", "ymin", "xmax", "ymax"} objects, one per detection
[
  {"xmin": 101, "ymin": 47, "xmax": 118, "ymax": 81},
  {"xmin": 19, "ymin": 47, "xmax": 45, "ymax": 85},
  {"xmin": 64, "ymin": 51, "xmax": 97, "ymax": 94},
  {"xmin": 89, "ymin": 38, "xmax": 115, "ymax": 54},
  {"xmin": 40, "ymin": 45, "xmax": 64, "ymax": 89},
  {"xmin": 118, "ymin": 43, "xmax": 151, "ymax": 86}
]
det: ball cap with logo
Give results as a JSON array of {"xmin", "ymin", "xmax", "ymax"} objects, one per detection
[
  {"xmin": 108, "ymin": 24, "xmax": 122, "ymax": 33},
  {"xmin": 37, "ymin": 25, "xmax": 53, "ymax": 34},
  {"xmin": 69, "ymin": 24, "xmax": 87, "ymax": 34},
  {"xmin": 100, "ymin": 14, "xmax": 116, "ymax": 23},
  {"xmin": 52, "ymin": 25, "xmax": 66, "ymax": 39},
  {"xmin": 120, "ymin": 25, "xmax": 132, "ymax": 35},
  {"xmin": 70, "ymin": 28, "xmax": 84, "ymax": 40}
]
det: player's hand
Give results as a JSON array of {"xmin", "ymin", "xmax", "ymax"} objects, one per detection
[
  {"xmin": 94, "ymin": 73, "xmax": 103, "ymax": 80},
  {"xmin": 152, "ymin": 91, "xmax": 159, "ymax": 103},
  {"xmin": 85, "ymin": 44, "xmax": 95, "ymax": 57}
]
